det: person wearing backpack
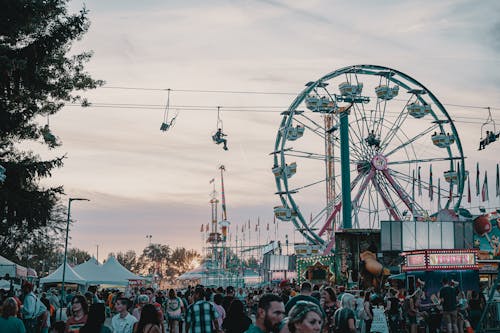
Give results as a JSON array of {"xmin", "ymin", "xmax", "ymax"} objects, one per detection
[
  {"xmin": 21, "ymin": 282, "xmax": 47, "ymax": 333},
  {"xmin": 333, "ymin": 293, "xmax": 356, "ymax": 333},
  {"xmin": 362, "ymin": 292, "xmax": 373, "ymax": 333},
  {"xmin": 385, "ymin": 289, "xmax": 400, "ymax": 333}
]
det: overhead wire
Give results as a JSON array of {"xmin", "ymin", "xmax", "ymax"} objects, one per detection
[
  {"xmin": 64, "ymin": 102, "xmax": 500, "ymax": 125},
  {"xmin": 99, "ymin": 85, "xmax": 500, "ymax": 110}
]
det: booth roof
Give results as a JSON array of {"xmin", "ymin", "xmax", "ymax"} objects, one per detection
[
  {"xmin": 96, "ymin": 256, "xmax": 145, "ymax": 285},
  {"xmin": 0, "ymin": 255, "xmax": 28, "ymax": 278},
  {"xmin": 40, "ymin": 262, "xmax": 87, "ymax": 285},
  {"xmin": 73, "ymin": 257, "xmax": 102, "ymax": 284}
]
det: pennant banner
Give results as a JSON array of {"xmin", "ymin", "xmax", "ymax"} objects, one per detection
[
  {"xmin": 418, "ymin": 166, "xmax": 422, "ymax": 196},
  {"xmin": 496, "ymin": 164, "xmax": 499, "ymax": 197},
  {"xmin": 429, "ymin": 165, "xmax": 433, "ymax": 201},
  {"xmin": 467, "ymin": 176, "xmax": 471, "ymax": 204},
  {"xmin": 482, "ymin": 171, "xmax": 489, "ymax": 202},
  {"xmin": 476, "ymin": 162, "xmax": 480, "ymax": 196}
]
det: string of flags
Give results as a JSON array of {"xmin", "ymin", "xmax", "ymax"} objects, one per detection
[{"xmin": 413, "ymin": 163, "xmax": 499, "ymax": 204}]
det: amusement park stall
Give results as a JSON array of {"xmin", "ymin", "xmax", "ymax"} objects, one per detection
[{"xmin": 401, "ymin": 249, "xmax": 480, "ymax": 296}]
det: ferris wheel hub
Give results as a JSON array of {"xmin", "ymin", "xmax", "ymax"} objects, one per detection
[{"xmin": 371, "ymin": 154, "xmax": 388, "ymax": 171}]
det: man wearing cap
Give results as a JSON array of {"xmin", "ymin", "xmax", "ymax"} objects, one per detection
[
  {"xmin": 278, "ymin": 280, "xmax": 294, "ymax": 304},
  {"xmin": 284, "ymin": 282, "xmax": 320, "ymax": 315},
  {"xmin": 244, "ymin": 293, "xmax": 285, "ymax": 333},
  {"xmin": 186, "ymin": 286, "xmax": 221, "ymax": 333}
]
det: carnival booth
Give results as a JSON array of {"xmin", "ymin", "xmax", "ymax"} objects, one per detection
[
  {"xmin": 40, "ymin": 262, "xmax": 87, "ymax": 291},
  {"xmin": 401, "ymin": 249, "xmax": 480, "ymax": 296}
]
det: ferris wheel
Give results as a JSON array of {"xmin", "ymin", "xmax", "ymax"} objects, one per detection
[{"xmin": 272, "ymin": 65, "xmax": 466, "ymax": 252}]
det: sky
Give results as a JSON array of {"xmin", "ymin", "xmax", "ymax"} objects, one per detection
[{"xmin": 32, "ymin": 0, "xmax": 500, "ymax": 261}]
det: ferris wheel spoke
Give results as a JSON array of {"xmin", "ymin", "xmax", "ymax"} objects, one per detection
[
  {"xmin": 387, "ymin": 156, "xmax": 461, "ymax": 166},
  {"xmin": 288, "ymin": 178, "xmax": 327, "ymax": 193},
  {"xmin": 316, "ymin": 171, "xmax": 366, "ymax": 236},
  {"xmin": 374, "ymin": 175, "xmax": 403, "ymax": 220},
  {"xmin": 384, "ymin": 123, "xmax": 439, "ymax": 157},
  {"xmin": 293, "ymin": 117, "xmax": 327, "ymax": 142},
  {"xmin": 352, "ymin": 170, "xmax": 376, "ymax": 228},
  {"xmin": 381, "ymin": 169, "xmax": 425, "ymax": 217},
  {"xmin": 347, "ymin": 122, "xmax": 372, "ymax": 158},
  {"xmin": 379, "ymin": 94, "xmax": 415, "ymax": 150}
]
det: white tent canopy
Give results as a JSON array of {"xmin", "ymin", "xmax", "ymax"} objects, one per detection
[
  {"xmin": 73, "ymin": 257, "xmax": 102, "ymax": 284},
  {"xmin": 0, "ymin": 255, "xmax": 27, "ymax": 278},
  {"xmin": 40, "ymin": 262, "xmax": 87, "ymax": 285},
  {"xmin": 177, "ymin": 263, "xmax": 208, "ymax": 281},
  {"xmin": 94, "ymin": 256, "xmax": 144, "ymax": 286}
]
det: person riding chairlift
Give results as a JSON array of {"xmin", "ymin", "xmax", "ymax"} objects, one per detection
[{"xmin": 213, "ymin": 128, "xmax": 228, "ymax": 150}]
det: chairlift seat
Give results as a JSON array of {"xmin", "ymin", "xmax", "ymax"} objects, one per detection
[
  {"xmin": 212, "ymin": 134, "xmax": 225, "ymax": 144},
  {"xmin": 431, "ymin": 133, "xmax": 455, "ymax": 148},
  {"xmin": 407, "ymin": 102, "xmax": 431, "ymax": 119},
  {"xmin": 160, "ymin": 122, "xmax": 170, "ymax": 131}
]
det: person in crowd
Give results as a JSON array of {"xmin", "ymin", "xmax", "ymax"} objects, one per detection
[
  {"xmin": 134, "ymin": 304, "xmax": 161, "ymax": 333},
  {"xmin": 186, "ymin": 286, "xmax": 220, "ymax": 333},
  {"xmin": 288, "ymin": 301, "xmax": 324, "ymax": 333},
  {"xmin": 285, "ymin": 282, "xmax": 320, "ymax": 315},
  {"xmin": 155, "ymin": 291, "xmax": 165, "ymax": 306},
  {"xmin": 144, "ymin": 288, "xmax": 164, "ymax": 332},
  {"xmin": 333, "ymin": 293, "xmax": 356, "ymax": 333},
  {"xmin": 65, "ymin": 295, "xmax": 88, "ymax": 333},
  {"xmin": 385, "ymin": 289, "xmax": 400, "ymax": 333},
  {"xmin": 39, "ymin": 294, "xmax": 51, "ymax": 333},
  {"xmin": 132, "ymin": 295, "xmax": 149, "ymax": 321},
  {"xmin": 440, "ymin": 277, "xmax": 458, "ymax": 333},
  {"xmin": 245, "ymin": 293, "xmax": 285, "ymax": 333},
  {"xmin": 0, "ymin": 297, "xmax": 26, "ymax": 333},
  {"xmin": 362, "ymin": 291, "xmax": 373, "ymax": 333},
  {"xmin": 457, "ymin": 290, "xmax": 468, "ymax": 333},
  {"xmin": 80, "ymin": 303, "xmax": 111, "ymax": 333},
  {"xmin": 21, "ymin": 282, "xmax": 47, "ymax": 333},
  {"xmin": 468, "ymin": 290, "xmax": 482, "ymax": 330},
  {"xmin": 278, "ymin": 280, "xmax": 294, "ymax": 305},
  {"xmin": 320, "ymin": 287, "xmax": 337, "ymax": 333},
  {"xmin": 166, "ymin": 289, "xmax": 184, "ymax": 333},
  {"xmin": 112, "ymin": 297, "xmax": 138, "ymax": 333},
  {"xmin": 177, "ymin": 291, "xmax": 189, "ymax": 333},
  {"xmin": 212, "ymin": 293, "xmax": 226, "ymax": 332},
  {"xmin": 405, "ymin": 291, "xmax": 419, "ymax": 333},
  {"xmin": 222, "ymin": 286, "xmax": 235, "ymax": 313},
  {"xmin": 222, "ymin": 299, "xmax": 252, "ymax": 333}
]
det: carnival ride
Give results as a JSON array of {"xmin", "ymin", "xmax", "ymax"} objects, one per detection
[
  {"xmin": 160, "ymin": 89, "xmax": 177, "ymax": 132},
  {"xmin": 273, "ymin": 64, "xmax": 466, "ymax": 254}
]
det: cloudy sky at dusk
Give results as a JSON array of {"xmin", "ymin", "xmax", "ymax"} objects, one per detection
[{"xmin": 32, "ymin": 0, "xmax": 499, "ymax": 261}]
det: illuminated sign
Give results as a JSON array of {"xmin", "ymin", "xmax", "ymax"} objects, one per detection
[
  {"xmin": 428, "ymin": 253, "xmax": 475, "ymax": 266},
  {"xmin": 402, "ymin": 249, "xmax": 479, "ymax": 271},
  {"xmin": 406, "ymin": 254, "xmax": 426, "ymax": 267}
]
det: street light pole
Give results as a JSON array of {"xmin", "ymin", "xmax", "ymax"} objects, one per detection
[{"xmin": 60, "ymin": 197, "xmax": 89, "ymax": 317}]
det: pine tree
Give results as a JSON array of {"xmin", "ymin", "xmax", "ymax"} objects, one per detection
[{"xmin": 0, "ymin": 0, "xmax": 103, "ymax": 260}]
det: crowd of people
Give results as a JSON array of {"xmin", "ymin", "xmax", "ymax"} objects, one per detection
[{"xmin": 0, "ymin": 277, "xmax": 490, "ymax": 333}]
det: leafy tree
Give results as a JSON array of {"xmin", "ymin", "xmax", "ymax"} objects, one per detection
[
  {"xmin": 165, "ymin": 247, "xmax": 201, "ymax": 281},
  {"xmin": 0, "ymin": 1, "xmax": 103, "ymax": 260},
  {"xmin": 115, "ymin": 250, "xmax": 139, "ymax": 273},
  {"xmin": 66, "ymin": 248, "xmax": 91, "ymax": 266}
]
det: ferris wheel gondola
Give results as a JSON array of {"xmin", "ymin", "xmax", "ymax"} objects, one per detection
[{"xmin": 272, "ymin": 64, "xmax": 466, "ymax": 252}]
